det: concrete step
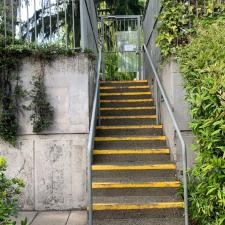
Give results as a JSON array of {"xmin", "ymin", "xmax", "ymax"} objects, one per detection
[
  {"xmin": 93, "ymin": 208, "xmax": 184, "ymax": 220},
  {"xmin": 100, "ymin": 107, "xmax": 156, "ymax": 116},
  {"xmin": 100, "ymin": 92, "xmax": 152, "ymax": 100},
  {"xmin": 93, "ymin": 181, "xmax": 180, "ymax": 196},
  {"xmin": 100, "ymin": 86, "xmax": 150, "ymax": 93},
  {"xmin": 100, "ymin": 80, "xmax": 148, "ymax": 87},
  {"xmin": 100, "ymin": 99, "xmax": 155, "ymax": 107},
  {"xmin": 96, "ymin": 125, "xmax": 163, "ymax": 136},
  {"xmin": 93, "ymin": 218, "xmax": 185, "ymax": 225},
  {"xmin": 98, "ymin": 115, "xmax": 157, "ymax": 126},
  {"xmin": 93, "ymin": 167, "xmax": 176, "ymax": 180},
  {"xmin": 94, "ymin": 136, "xmax": 167, "ymax": 149},
  {"xmin": 93, "ymin": 151, "xmax": 170, "ymax": 163}
]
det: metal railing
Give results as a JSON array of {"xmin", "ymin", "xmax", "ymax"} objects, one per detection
[
  {"xmin": 87, "ymin": 43, "xmax": 102, "ymax": 225},
  {"xmin": 143, "ymin": 44, "xmax": 189, "ymax": 225},
  {"xmin": 0, "ymin": 0, "xmax": 98, "ymax": 53}
]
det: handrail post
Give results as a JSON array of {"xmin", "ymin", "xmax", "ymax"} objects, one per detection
[{"xmin": 143, "ymin": 44, "xmax": 189, "ymax": 225}]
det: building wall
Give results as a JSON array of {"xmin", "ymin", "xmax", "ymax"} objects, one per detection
[{"xmin": 0, "ymin": 54, "xmax": 96, "ymax": 211}]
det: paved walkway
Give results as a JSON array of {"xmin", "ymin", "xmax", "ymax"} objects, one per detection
[{"xmin": 14, "ymin": 211, "xmax": 87, "ymax": 225}]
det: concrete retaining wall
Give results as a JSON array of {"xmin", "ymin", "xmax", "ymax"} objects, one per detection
[{"xmin": 0, "ymin": 54, "xmax": 96, "ymax": 212}]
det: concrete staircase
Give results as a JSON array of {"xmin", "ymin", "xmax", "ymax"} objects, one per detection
[{"xmin": 92, "ymin": 80, "xmax": 185, "ymax": 225}]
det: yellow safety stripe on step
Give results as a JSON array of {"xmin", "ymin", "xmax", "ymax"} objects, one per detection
[
  {"xmin": 92, "ymin": 164, "xmax": 176, "ymax": 171},
  {"xmin": 100, "ymin": 99, "xmax": 154, "ymax": 103},
  {"xmin": 92, "ymin": 181, "xmax": 181, "ymax": 189},
  {"xmin": 93, "ymin": 149, "xmax": 170, "ymax": 155},
  {"xmin": 94, "ymin": 136, "xmax": 166, "ymax": 141},
  {"xmin": 92, "ymin": 202, "xmax": 184, "ymax": 211},
  {"xmin": 100, "ymin": 80, "xmax": 148, "ymax": 84},
  {"xmin": 100, "ymin": 86, "xmax": 150, "ymax": 90},
  {"xmin": 100, "ymin": 107, "xmax": 156, "ymax": 111},
  {"xmin": 100, "ymin": 92, "xmax": 151, "ymax": 96},
  {"xmin": 96, "ymin": 125, "xmax": 162, "ymax": 130},
  {"xmin": 99, "ymin": 115, "xmax": 157, "ymax": 119}
]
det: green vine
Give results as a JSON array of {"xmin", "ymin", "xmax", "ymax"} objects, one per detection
[
  {"xmin": 0, "ymin": 41, "xmax": 95, "ymax": 144},
  {"xmin": 29, "ymin": 61, "xmax": 54, "ymax": 133}
]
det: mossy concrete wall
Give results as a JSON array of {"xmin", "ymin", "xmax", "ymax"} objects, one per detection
[{"xmin": 0, "ymin": 54, "xmax": 96, "ymax": 212}]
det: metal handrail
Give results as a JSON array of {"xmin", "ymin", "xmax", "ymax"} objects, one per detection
[
  {"xmin": 143, "ymin": 44, "xmax": 189, "ymax": 225},
  {"xmin": 87, "ymin": 45, "xmax": 102, "ymax": 225}
]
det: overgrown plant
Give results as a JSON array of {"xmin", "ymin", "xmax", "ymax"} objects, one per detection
[
  {"xmin": 157, "ymin": 0, "xmax": 225, "ymax": 58},
  {"xmin": 29, "ymin": 62, "xmax": 54, "ymax": 133},
  {"xmin": 0, "ymin": 157, "xmax": 25, "ymax": 225},
  {"xmin": 177, "ymin": 19, "xmax": 225, "ymax": 225}
]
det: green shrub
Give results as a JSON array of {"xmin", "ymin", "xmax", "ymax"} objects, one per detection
[
  {"xmin": 0, "ymin": 157, "xmax": 25, "ymax": 225},
  {"xmin": 177, "ymin": 19, "xmax": 225, "ymax": 225}
]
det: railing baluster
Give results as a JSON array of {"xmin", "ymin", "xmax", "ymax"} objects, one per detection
[
  {"xmin": 49, "ymin": 0, "xmax": 52, "ymax": 42},
  {"xmin": 11, "ymin": 0, "xmax": 14, "ymax": 43},
  {"xmin": 4, "ymin": 0, "xmax": 7, "ymax": 45},
  {"xmin": 34, "ymin": 0, "xmax": 37, "ymax": 44},
  {"xmin": 42, "ymin": 0, "xmax": 45, "ymax": 42},
  {"xmin": 72, "ymin": 0, "xmax": 76, "ymax": 48}
]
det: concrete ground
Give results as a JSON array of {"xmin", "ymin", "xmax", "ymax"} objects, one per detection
[{"xmin": 14, "ymin": 211, "xmax": 87, "ymax": 225}]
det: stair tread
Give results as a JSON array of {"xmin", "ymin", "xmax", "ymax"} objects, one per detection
[
  {"xmin": 92, "ymin": 181, "xmax": 181, "ymax": 188},
  {"xmin": 93, "ymin": 218, "xmax": 184, "ymax": 225},
  {"xmin": 93, "ymin": 161, "xmax": 175, "ymax": 165}
]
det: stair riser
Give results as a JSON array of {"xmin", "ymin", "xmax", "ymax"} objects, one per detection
[
  {"xmin": 93, "ymin": 187, "xmax": 178, "ymax": 197},
  {"xmin": 101, "ymin": 88, "xmax": 150, "ymax": 93},
  {"xmin": 100, "ymin": 82, "xmax": 148, "ymax": 87},
  {"xmin": 96, "ymin": 129, "xmax": 163, "ymax": 136},
  {"xmin": 100, "ymin": 101, "xmax": 155, "ymax": 108},
  {"xmin": 94, "ymin": 140, "xmax": 167, "ymax": 149},
  {"xmin": 100, "ymin": 94, "xmax": 152, "ymax": 100},
  {"xmin": 93, "ymin": 170, "xmax": 176, "ymax": 180},
  {"xmin": 93, "ymin": 218, "xmax": 185, "ymax": 225},
  {"xmin": 100, "ymin": 109, "xmax": 156, "ymax": 116},
  {"xmin": 99, "ymin": 119, "xmax": 157, "ymax": 126},
  {"xmin": 93, "ymin": 154, "xmax": 170, "ymax": 163},
  {"xmin": 93, "ymin": 208, "xmax": 184, "ymax": 219}
]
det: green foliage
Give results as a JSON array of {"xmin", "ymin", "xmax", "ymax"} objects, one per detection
[
  {"xmin": 29, "ymin": 62, "xmax": 54, "ymax": 133},
  {"xmin": 156, "ymin": 0, "xmax": 191, "ymax": 57},
  {"xmin": 157, "ymin": 0, "xmax": 225, "ymax": 58},
  {"xmin": 105, "ymin": 53, "xmax": 136, "ymax": 81},
  {"xmin": 0, "ymin": 157, "xmax": 25, "ymax": 225},
  {"xmin": 177, "ymin": 19, "xmax": 225, "ymax": 225}
]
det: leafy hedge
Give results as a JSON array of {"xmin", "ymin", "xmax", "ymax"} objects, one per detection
[
  {"xmin": 157, "ymin": 1, "xmax": 225, "ymax": 224},
  {"xmin": 177, "ymin": 19, "xmax": 225, "ymax": 225},
  {"xmin": 0, "ymin": 157, "xmax": 24, "ymax": 225}
]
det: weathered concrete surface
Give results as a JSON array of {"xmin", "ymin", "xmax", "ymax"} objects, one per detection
[
  {"xmin": 18, "ymin": 55, "xmax": 95, "ymax": 135},
  {"xmin": 159, "ymin": 59, "xmax": 196, "ymax": 170},
  {"xmin": 31, "ymin": 211, "xmax": 70, "ymax": 225},
  {"xmin": 0, "ymin": 54, "xmax": 96, "ymax": 213},
  {"xmin": 1, "ymin": 134, "xmax": 88, "ymax": 210},
  {"xmin": 14, "ymin": 211, "xmax": 87, "ymax": 225}
]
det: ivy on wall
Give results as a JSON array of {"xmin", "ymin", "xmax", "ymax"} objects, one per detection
[{"xmin": 0, "ymin": 41, "xmax": 95, "ymax": 145}]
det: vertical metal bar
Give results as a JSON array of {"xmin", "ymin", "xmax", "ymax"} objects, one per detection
[
  {"xmin": 137, "ymin": 16, "xmax": 141, "ymax": 80},
  {"xmin": 34, "ymin": 0, "xmax": 37, "ymax": 44},
  {"xmin": 11, "ymin": 0, "xmax": 14, "ymax": 43},
  {"xmin": 64, "ymin": 0, "xmax": 68, "ymax": 49},
  {"xmin": 4, "ymin": 0, "xmax": 7, "ymax": 45},
  {"xmin": 26, "ymin": 0, "xmax": 29, "ymax": 41},
  {"xmin": 49, "ymin": 0, "xmax": 52, "ymax": 41},
  {"xmin": 101, "ymin": 17, "xmax": 105, "ymax": 80},
  {"xmin": 57, "ymin": 0, "xmax": 59, "ymax": 32},
  {"xmin": 72, "ymin": 0, "xmax": 76, "ymax": 48},
  {"xmin": 42, "ymin": 0, "xmax": 45, "ymax": 41},
  {"xmin": 18, "ymin": 0, "xmax": 22, "ymax": 39}
]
